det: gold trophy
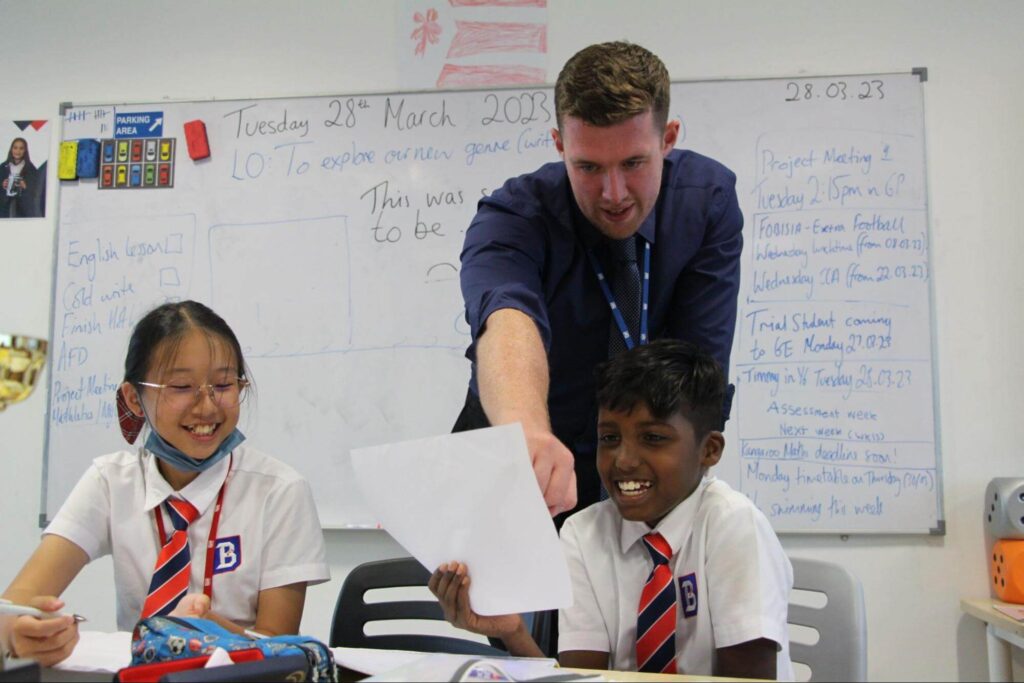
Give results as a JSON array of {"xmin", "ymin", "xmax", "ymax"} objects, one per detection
[
  {"xmin": 0, "ymin": 334, "xmax": 47, "ymax": 674},
  {"xmin": 0, "ymin": 334, "xmax": 47, "ymax": 411}
]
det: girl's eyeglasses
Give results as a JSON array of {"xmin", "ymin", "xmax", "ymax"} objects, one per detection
[{"xmin": 136, "ymin": 378, "xmax": 249, "ymax": 409}]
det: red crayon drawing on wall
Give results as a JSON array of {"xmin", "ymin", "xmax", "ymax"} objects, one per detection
[
  {"xmin": 406, "ymin": 0, "xmax": 548, "ymax": 89},
  {"xmin": 411, "ymin": 8, "xmax": 443, "ymax": 57},
  {"xmin": 446, "ymin": 21, "xmax": 546, "ymax": 58},
  {"xmin": 437, "ymin": 64, "xmax": 545, "ymax": 88}
]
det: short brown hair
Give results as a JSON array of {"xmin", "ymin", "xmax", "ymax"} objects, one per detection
[{"xmin": 555, "ymin": 42, "xmax": 670, "ymax": 131}]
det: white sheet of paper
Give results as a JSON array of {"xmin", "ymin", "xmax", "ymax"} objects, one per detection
[
  {"xmin": 52, "ymin": 630, "xmax": 132, "ymax": 672},
  {"xmin": 350, "ymin": 423, "xmax": 572, "ymax": 615},
  {"xmin": 204, "ymin": 646, "xmax": 235, "ymax": 668},
  {"xmin": 357, "ymin": 651, "xmax": 563, "ymax": 682},
  {"xmin": 334, "ymin": 647, "xmax": 558, "ymax": 678},
  {"xmin": 993, "ymin": 603, "xmax": 1024, "ymax": 621}
]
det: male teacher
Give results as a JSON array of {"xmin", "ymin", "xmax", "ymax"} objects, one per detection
[{"xmin": 454, "ymin": 41, "xmax": 742, "ymax": 518}]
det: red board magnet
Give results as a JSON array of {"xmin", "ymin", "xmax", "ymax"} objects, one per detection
[{"xmin": 183, "ymin": 120, "xmax": 210, "ymax": 160}]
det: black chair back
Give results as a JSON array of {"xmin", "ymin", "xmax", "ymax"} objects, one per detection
[{"xmin": 330, "ymin": 556, "xmax": 509, "ymax": 656}]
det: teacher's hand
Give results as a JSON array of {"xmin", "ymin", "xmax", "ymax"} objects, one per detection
[{"xmin": 525, "ymin": 427, "xmax": 577, "ymax": 516}]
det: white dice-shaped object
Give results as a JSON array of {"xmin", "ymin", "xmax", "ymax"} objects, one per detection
[{"xmin": 985, "ymin": 478, "xmax": 1024, "ymax": 540}]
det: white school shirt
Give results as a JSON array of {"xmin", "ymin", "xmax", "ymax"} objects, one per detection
[
  {"xmin": 45, "ymin": 445, "xmax": 330, "ymax": 631},
  {"xmin": 558, "ymin": 476, "xmax": 794, "ymax": 680}
]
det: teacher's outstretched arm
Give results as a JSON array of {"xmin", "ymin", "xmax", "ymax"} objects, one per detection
[{"xmin": 476, "ymin": 308, "xmax": 577, "ymax": 516}]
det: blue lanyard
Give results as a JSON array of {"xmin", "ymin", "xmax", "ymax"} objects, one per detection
[{"xmin": 586, "ymin": 238, "xmax": 651, "ymax": 351}]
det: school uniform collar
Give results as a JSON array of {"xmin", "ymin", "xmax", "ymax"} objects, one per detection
[
  {"xmin": 619, "ymin": 476, "xmax": 713, "ymax": 556},
  {"xmin": 142, "ymin": 447, "xmax": 232, "ymax": 515}
]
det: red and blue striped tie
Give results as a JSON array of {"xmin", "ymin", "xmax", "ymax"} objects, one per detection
[
  {"xmin": 636, "ymin": 532, "xmax": 677, "ymax": 673},
  {"xmin": 141, "ymin": 497, "xmax": 199, "ymax": 618}
]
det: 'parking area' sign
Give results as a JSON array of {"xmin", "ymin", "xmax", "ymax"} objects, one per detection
[{"xmin": 114, "ymin": 111, "xmax": 164, "ymax": 138}]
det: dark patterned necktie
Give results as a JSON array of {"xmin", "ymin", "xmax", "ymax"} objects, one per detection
[{"xmin": 608, "ymin": 236, "xmax": 641, "ymax": 358}]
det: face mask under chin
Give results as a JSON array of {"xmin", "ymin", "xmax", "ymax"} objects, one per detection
[{"xmin": 140, "ymin": 401, "xmax": 246, "ymax": 473}]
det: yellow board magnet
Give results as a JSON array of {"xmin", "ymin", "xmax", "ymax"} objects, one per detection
[{"xmin": 58, "ymin": 141, "xmax": 79, "ymax": 180}]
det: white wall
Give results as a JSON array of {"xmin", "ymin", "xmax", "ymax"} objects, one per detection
[{"xmin": 2, "ymin": 1, "xmax": 1022, "ymax": 680}]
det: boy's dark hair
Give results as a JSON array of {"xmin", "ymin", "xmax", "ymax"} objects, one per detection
[
  {"xmin": 124, "ymin": 300, "xmax": 248, "ymax": 386},
  {"xmin": 596, "ymin": 339, "xmax": 726, "ymax": 437},
  {"xmin": 554, "ymin": 41, "xmax": 670, "ymax": 131}
]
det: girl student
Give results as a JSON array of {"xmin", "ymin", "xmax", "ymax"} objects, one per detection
[
  {"xmin": 1, "ymin": 300, "xmax": 329, "ymax": 665},
  {"xmin": 0, "ymin": 137, "xmax": 41, "ymax": 218}
]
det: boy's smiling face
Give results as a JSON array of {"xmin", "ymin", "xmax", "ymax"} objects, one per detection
[{"xmin": 597, "ymin": 401, "xmax": 724, "ymax": 528}]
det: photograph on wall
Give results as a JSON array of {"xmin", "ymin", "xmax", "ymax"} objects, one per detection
[{"xmin": 1, "ymin": 120, "xmax": 49, "ymax": 219}]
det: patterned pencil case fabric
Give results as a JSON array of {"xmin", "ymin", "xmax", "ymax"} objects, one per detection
[{"xmin": 128, "ymin": 615, "xmax": 337, "ymax": 681}]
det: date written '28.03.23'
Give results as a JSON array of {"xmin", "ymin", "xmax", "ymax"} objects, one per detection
[{"xmin": 785, "ymin": 79, "xmax": 885, "ymax": 102}]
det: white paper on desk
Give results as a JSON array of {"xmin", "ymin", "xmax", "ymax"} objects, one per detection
[
  {"xmin": 361, "ymin": 652, "xmax": 563, "ymax": 682},
  {"xmin": 204, "ymin": 646, "xmax": 234, "ymax": 668},
  {"xmin": 350, "ymin": 423, "xmax": 572, "ymax": 615},
  {"xmin": 53, "ymin": 630, "xmax": 132, "ymax": 672},
  {"xmin": 334, "ymin": 647, "xmax": 563, "ymax": 680},
  {"xmin": 993, "ymin": 603, "xmax": 1024, "ymax": 621}
]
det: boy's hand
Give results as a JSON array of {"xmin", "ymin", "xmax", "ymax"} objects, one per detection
[
  {"xmin": 428, "ymin": 562, "xmax": 521, "ymax": 638},
  {"xmin": 7, "ymin": 596, "xmax": 80, "ymax": 667},
  {"xmin": 169, "ymin": 594, "xmax": 211, "ymax": 619}
]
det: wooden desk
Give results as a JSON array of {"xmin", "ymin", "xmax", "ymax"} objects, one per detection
[{"xmin": 961, "ymin": 598, "xmax": 1024, "ymax": 682}]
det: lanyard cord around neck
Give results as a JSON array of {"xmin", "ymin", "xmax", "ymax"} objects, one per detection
[
  {"xmin": 586, "ymin": 237, "xmax": 651, "ymax": 350},
  {"xmin": 153, "ymin": 454, "xmax": 232, "ymax": 600}
]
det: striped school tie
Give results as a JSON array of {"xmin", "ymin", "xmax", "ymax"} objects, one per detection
[
  {"xmin": 141, "ymin": 497, "xmax": 199, "ymax": 618},
  {"xmin": 636, "ymin": 532, "xmax": 678, "ymax": 673}
]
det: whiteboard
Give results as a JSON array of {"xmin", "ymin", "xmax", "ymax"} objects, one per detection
[{"xmin": 47, "ymin": 72, "xmax": 942, "ymax": 533}]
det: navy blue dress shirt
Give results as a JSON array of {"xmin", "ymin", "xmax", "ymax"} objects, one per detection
[{"xmin": 459, "ymin": 149, "xmax": 743, "ymax": 497}]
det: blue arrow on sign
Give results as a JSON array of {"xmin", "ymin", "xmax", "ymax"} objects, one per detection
[{"xmin": 114, "ymin": 111, "xmax": 164, "ymax": 138}]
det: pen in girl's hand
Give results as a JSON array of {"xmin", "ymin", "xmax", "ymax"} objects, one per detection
[{"xmin": 0, "ymin": 599, "xmax": 87, "ymax": 623}]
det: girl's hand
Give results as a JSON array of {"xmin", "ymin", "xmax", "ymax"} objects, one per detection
[
  {"xmin": 169, "ymin": 594, "xmax": 211, "ymax": 619},
  {"xmin": 7, "ymin": 596, "xmax": 80, "ymax": 667},
  {"xmin": 427, "ymin": 562, "xmax": 521, "ymax": 638}
]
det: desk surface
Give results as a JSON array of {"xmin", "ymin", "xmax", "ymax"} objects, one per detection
[
  {"xmin": 45, "ymin": 663, "xmax": 757, "ymax": 683},
  {"xmin": 961, "ymin": 598, "xmax": 1024, "ymax": 638},
  {"xmin": 341, "ymin": 664, "xmax": 753, "ymax": 682},
  {"xmin": 563, "ymin": 668, "xmax": 757, "ymax": 681},
  {"xmin": 44, "ymin": 665, "xmax": 754, "ymax": 683},
  {"xmin": 43, "ymin": 632, "xmax": 760, "ymax": 683}
]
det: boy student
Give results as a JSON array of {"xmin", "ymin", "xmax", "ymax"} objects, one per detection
[
  {"xmin": 453, "ymin": 41, "xmax": 742, "ymax": 520},
  {"xmin": 430, "ymin": 340, "xmax": 793, "ymax": 679}
]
